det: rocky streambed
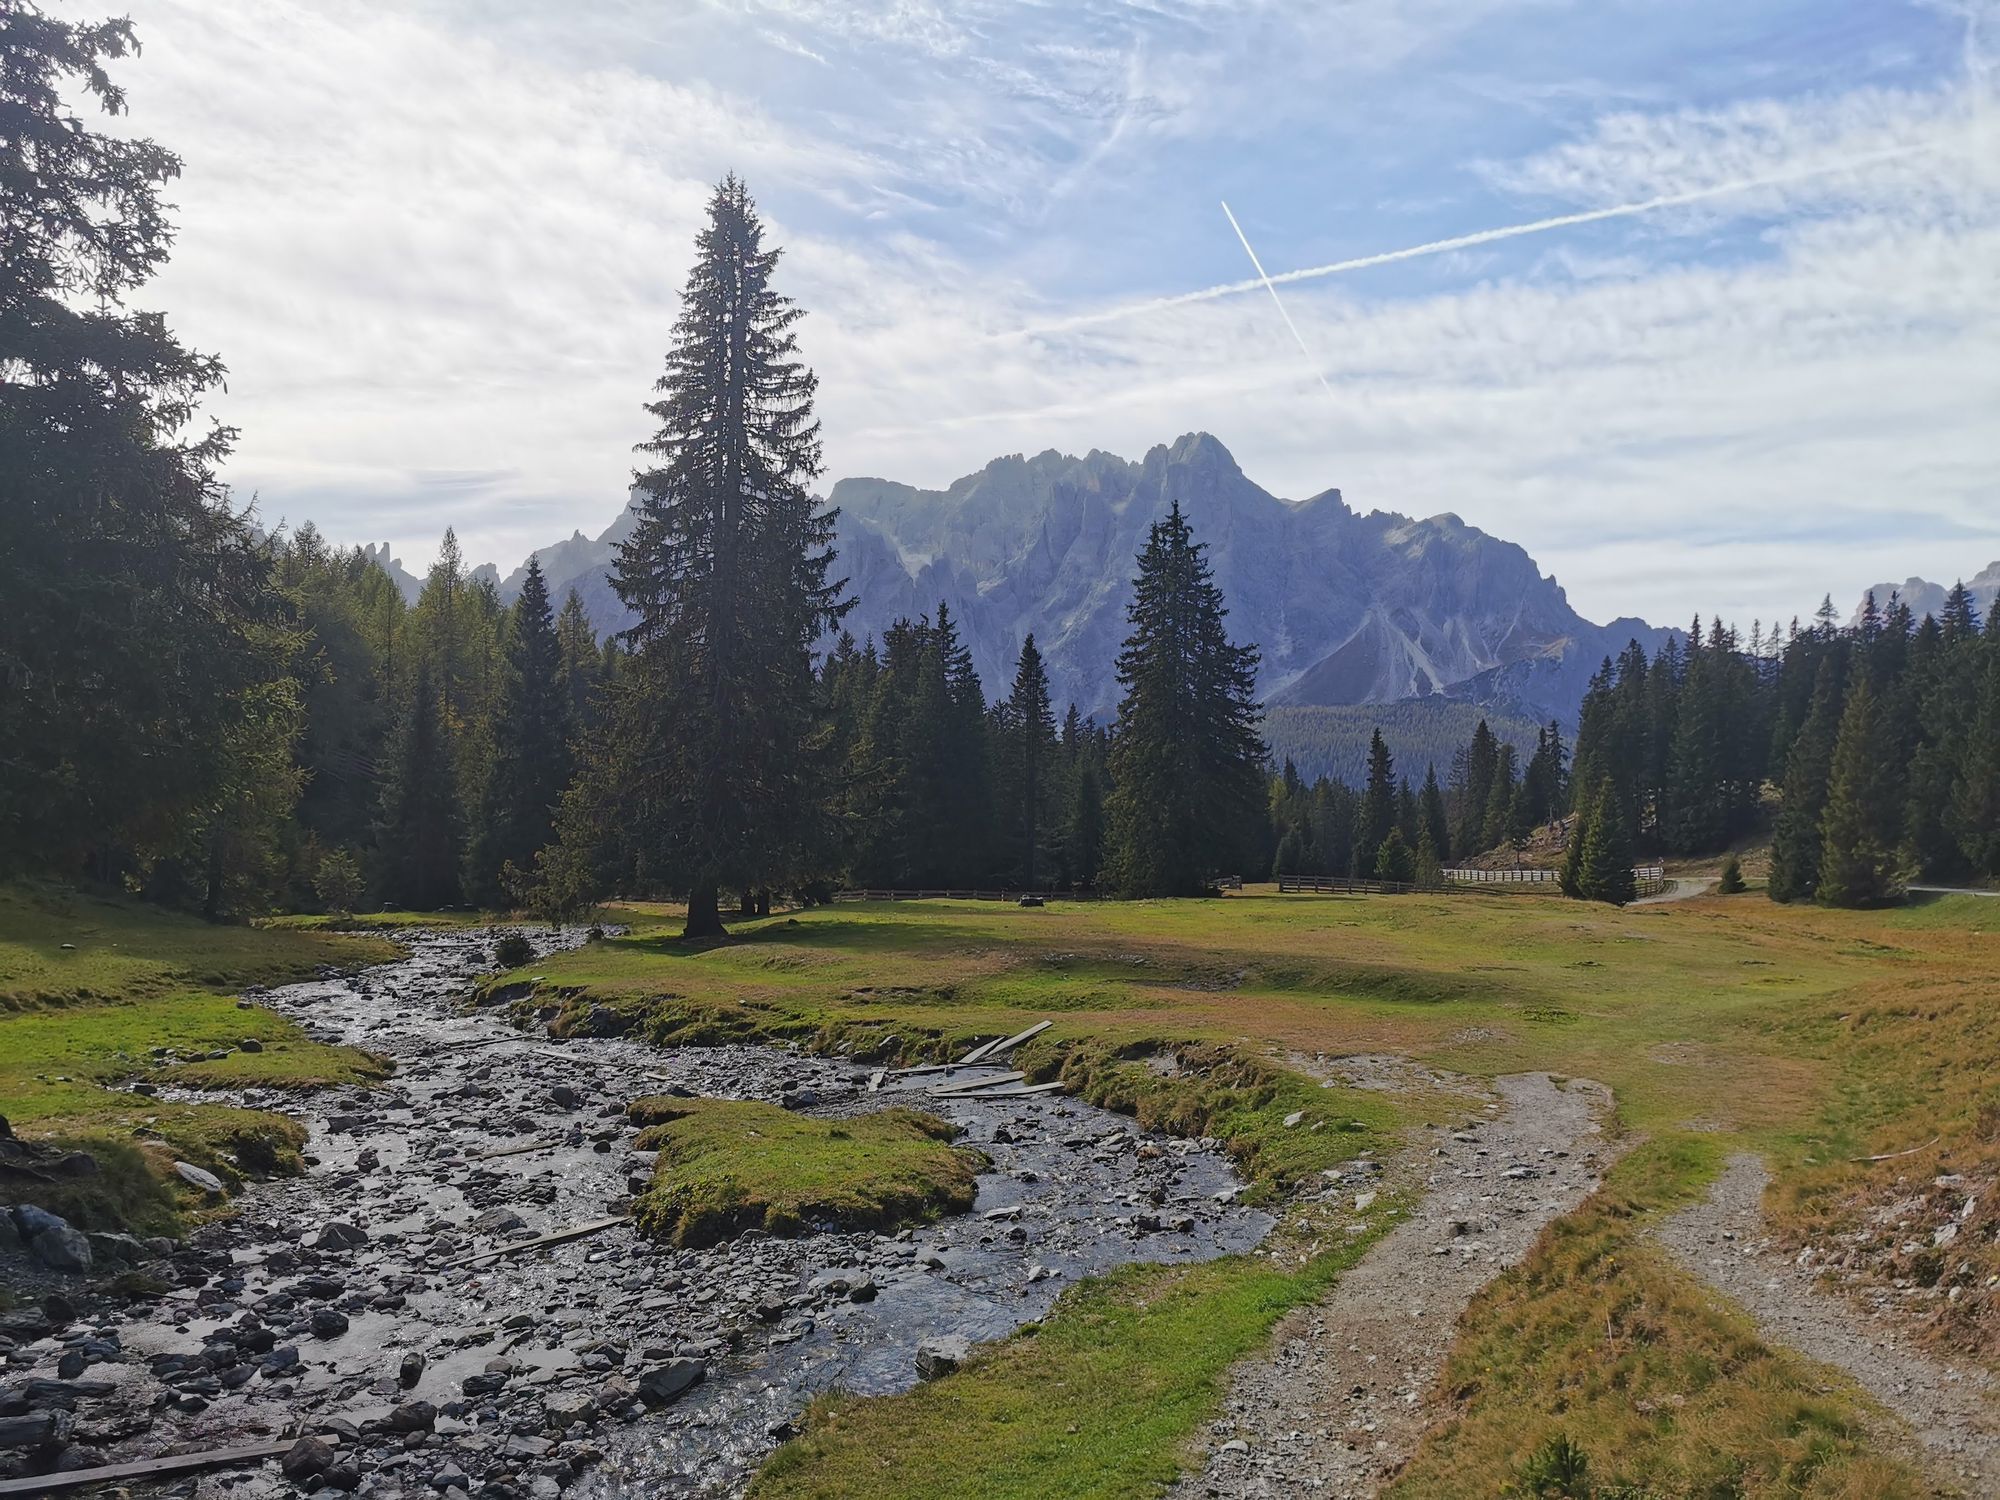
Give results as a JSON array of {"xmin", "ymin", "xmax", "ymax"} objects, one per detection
[{"xmin": 2, "ymin": 928, "xmax": 1272, "ymax": 1497}]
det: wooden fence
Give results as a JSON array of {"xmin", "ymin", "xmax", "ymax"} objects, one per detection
[
  {"xmin": 833, "ymin": 888, "xmax": 1106, "ymax": 903},
  {"xmin": 1281, "ymin": 865, "xmax": 1667, "ymax": 898}
]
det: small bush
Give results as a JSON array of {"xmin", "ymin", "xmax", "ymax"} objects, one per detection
[
  {"xmin": 314, "ymin": 849, "xmax": 363, "ymax": 915},
  {"xmin": 1718, "ymin": 856, "xmax": 1746, "ymax": 894},
  {"xmin": 1518, "ymin": 1433, "xmax": 1592, "ymax": 1497},
  {"xmin": 492, "ymin": 932, "xmax": 534, "ymax": 969}
]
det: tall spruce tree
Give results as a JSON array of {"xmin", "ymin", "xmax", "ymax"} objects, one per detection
[
  {"xmin": 1001, "ymin": 635, "xmax": 1059, "ymax": 887},
  {"xmin": 465, "ymin": 560, "xmax": 572, "ymax": 904},
  {"xmin": 563, "ymin": 176, "xmax": 846, "ymax": 937},
  {"xmin": 1816, "ymin": 670, "xmax": 1906, "ymax": 907},
  {"xmin": 1578, "ymin": 774, "xmax": 1638, "ymax": 906},
  {"xmin": 376, "ymin": 661, "xmax": 462, "ymax": 910},
  {"xmin": 1767, "ymin": 658, "xmax": 1842, "ymax": 901},
  {"xmin": 1419, "ymin": 765, "xmax": 1452, "ymax": 866},
  {"xmin": 0, "ymin": 9, "xmax": 296, "ymax": 882},
  {"xmin": 1103, "ymin": 503, "xmax": 1265, "ymax": 895},
  {"xmin": 1357, "ymin": 730, "xmax": 1397, "ymax": 870},
  {"xmin": 1456, "ymin": 719, "xmax": 1500, "ymax": 854}
]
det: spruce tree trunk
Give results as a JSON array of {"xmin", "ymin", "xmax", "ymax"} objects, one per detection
[{"xmin": 684, "ymin": 880, "xmax": 726, "ymax": 940}]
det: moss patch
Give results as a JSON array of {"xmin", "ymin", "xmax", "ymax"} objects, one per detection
[
  {"xmin": 0, "ymin": 882, "xmax": 395, "ymax": 1234},
  {"xmin": 627, "ymin": 1097, "xmax": 985, "ymax": 1248}
]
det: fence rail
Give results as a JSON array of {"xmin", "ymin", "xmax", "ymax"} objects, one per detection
[
  {"xmin": 1277, "ymin": 875, "xmax": 1418, "ymax": 895},
  {"xmin": 833, "ymin": 888, "xmax": 1106, "ymax": 903},
  {"xmin": 1280, "ymin": 864, "xmax": 1668, "ymax": 898}
]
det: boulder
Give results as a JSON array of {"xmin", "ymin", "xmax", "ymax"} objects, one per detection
[
  {"xmin": 915, "ymin": 1336, "xmax": 968, "ymax": 1380},
  {"xmin": 634, "ymin": 1359, "xmax": 705, "ymax": 1408},
  {"xmin": 282, "ymin": 1434, "xmax": 335, "ymax": 1480},
  {"xmin": 173, "ymin": 1161, "xmax": 225, "ymax": 1195}
]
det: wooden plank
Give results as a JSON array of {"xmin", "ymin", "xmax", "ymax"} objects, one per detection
[
  {"xmin": 471, "ymin": 1139, "xmax": 556, "ymax": 1161},
  {"xmin": 0, "ymin": 1441, "xmax": 296, "ymax": 1495},
  {"xmin": 950, "ymin": 1082, "xmax": 1066, "ymax": 1099},
  {"xmin": 879, "ymin": 1061, "xmax": 966, "ymax": 1080},
  {"xmin": 980, "ymin": 1020, "xmax": 1052, "ymax": 1059},
  {"xmin": 927, "ymin": 1070, "xmax": 1026, "ymax": 1097},
  {"xmin": 955, "ymin": 1035, "xmax": 1004, "ymax": 1066},
  {"xmin": 440, "ymin": 1214, "xmax": 630, "ymax": 1270}
]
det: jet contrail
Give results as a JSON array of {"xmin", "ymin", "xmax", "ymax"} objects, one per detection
[
  {"xmin": 1019, "ymin": 139, "xmax": 1944, "ymax": 338},
  {"xmin": 1220, "ymin": 199, "xmax": 1336, "ymax": 401}
]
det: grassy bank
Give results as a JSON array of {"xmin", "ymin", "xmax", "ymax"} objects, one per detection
[
  {"xmin": 488, "ymin": 887, "xmax": 2000, "ymax": 1491},
  {"xmin": 1393, "ymin": 1137, "xmax": 1934, "ymax": 1498},
  {"xmin": 753, "ymin": 1204, "xmax": 1395, "ymax": 1500},
  {"xmin": 627, "ymin": 1097, "xmax": 984, "ymax": 1247},
  {"xmin": 0, "ymin": 884, "xmax": 398, "ymax": 1234}
]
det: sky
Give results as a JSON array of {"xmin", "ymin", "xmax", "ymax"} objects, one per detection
[{"xmin": 108, "ymin": 0, "xmax": 2000, "ymax": 629}]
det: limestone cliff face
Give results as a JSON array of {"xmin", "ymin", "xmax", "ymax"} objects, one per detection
[{"xmin": 511, "ymin": 432, "xmax": 1665, "ymax": 725}]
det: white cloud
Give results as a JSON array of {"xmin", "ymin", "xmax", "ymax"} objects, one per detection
[{"xmin": 101, "ymin": 0, "xmax": 2000, "ymax": 632}]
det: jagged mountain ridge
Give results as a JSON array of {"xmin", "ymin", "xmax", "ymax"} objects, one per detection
[
  {"xmin": 1849, "ymin": 562, "xmax": 2000, "ymax": 627},
  {"xmin": 377, "ymin": 433, "xmax": 1669, "ymax": 726}
]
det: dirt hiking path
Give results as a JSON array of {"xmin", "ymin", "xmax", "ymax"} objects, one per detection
[
  {"xmin": 1169, "ymin": 1071, "xmax": 1614, "ymax": 1498},
  {"xmin": 1653, "ymin": 1153, "xmax": 2000, "ymax": 1494}
]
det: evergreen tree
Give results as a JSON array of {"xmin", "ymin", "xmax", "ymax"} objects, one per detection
[
  {"xmin": 1412, "ymin": 827, "xmax": 1443, "ymax": 890},
  {"xmin": 1000, "ymin": 635, "xmax": 1059, "ymax": 887},
  {"xmin": 1373, "ymin": 827, "xmax": 1415, "ymax": 884},
  {"xmin": 1103, "ymin": 503, "xmax": 1265, "ymax": 895},
  {"xmin": 1577, "ymin": 774, "xmax": 1637, "ymax": 905},
  {"xmin": 1558, "ymin": 778, "xmax": 1594, "ymax": 899},
  {"xmin": 554, "ymin": 589, "xmax": 603, "ymax": 736},
  {"xmin": 465, "ymin": 559, "xmax": 573, "ymax": 904},
  {"xmin": 1065, "ymin": 754, "xmax": 1105, "ymax": 888},
  {"xmin": 1419, "ymin": 765, "xmax": 1452, "ymax": 866},
  {"xmin": 0, "ymin": 9, "xmax": 296, "ymax": 883},
  {"xmin": 1455, "ymin": 719, "xmax": 1500, "ymax": 854},
  {"xmin": 1357, "ymin": 730, "xmax": 1397, "ymax": 871},
  {"xmin": 1946, "ymin": 615, "xmax": 2000, "ymax": 878},
  {"xmin": 376, "ymin": 661, "xmax": 462, "ymax": 910},
  {"xmin": 1767, "ymin": 659, "xmax": 1842, "ymax": 902},
  {"xmin": 559, "ymin": 177, "xmax": 847, "ymax": 937},
  {"xmin": 1817, "ymin": 671, "xmax": 1906, "ymax": 907}
]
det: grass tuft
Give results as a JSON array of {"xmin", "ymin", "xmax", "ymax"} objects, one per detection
[{"xmin": 627, "ymin": 1097, "xmax": 985, "ymax": 1247}]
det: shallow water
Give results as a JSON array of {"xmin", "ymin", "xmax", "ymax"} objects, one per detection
[{"xmin": 27, "ymin": 928, "xmax": 1271, "ymax": 1497}]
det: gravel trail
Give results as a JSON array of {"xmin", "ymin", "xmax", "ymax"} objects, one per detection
[
  {"xmin": 1653, "ymin": 1152, "xmax": 2000, "ymax": 1493},
  {"xmin": 1168, "ymin": 1071, "xmax": 1614, "ymax": 1498}
]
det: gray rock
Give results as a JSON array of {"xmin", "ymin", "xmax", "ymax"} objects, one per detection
[
  {"xmin": 283, "ymin": 1434, "xmax": 335, "ymax": 1479},
  {"xmin": 915, "ymin": 1336, "xmax": 968, "ymax": 1380},
  {"xmin": 635, "ymin": 1358, "xmax": 705, "ymax": 1408},
  {"xmin": 28, "ymin": 1217, "xmax": 92, "ymax": 1273},
  {"xmin": 173, "ymin": 1161, "xmax": 225, "ymax": 1194},
  {"xmin": 315, "ymin": 1221, "xmax": 369, "ymax": 1250},
  {"xmin": 385, "ymin": 1400, "xmax": 438, "ymax": 1433},
  {"xmin": 311, "ymin": 1308, "xmax": 350, "ymax": 1338}
]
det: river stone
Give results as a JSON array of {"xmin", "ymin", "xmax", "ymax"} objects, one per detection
[
  {"xmin": 310, "ymin": 1308, "xmax": 350, "ymax": 1338},
  {"xmin": 635, "ymin": 1358, "xmax": 704, "ymax": 1408},
  {"xmin": 915, "ymin": 1336, "xmax": 968, "ymax": 1380},
  {"xmin": 282, "ymin": 1434, "xmax": 334, "ymax": 1479},
  {"xmin": 174, "ymin": 1161, "xmax": 225, "ymax": 1194},
  {"xmin": 385, "ymin": 1400, "xmax": 438, "ymax": 1433},
  {"xmin": 29, "ymin": 1218, "xmax": 93, "ymax": 1273},
  {"xmin": 399, "ymin": 1351, "xmax": 427, "ymax": 1388},
  {"xmin": 315, "ymin": 1222, "xmax": 368, "ymax": 1250}
]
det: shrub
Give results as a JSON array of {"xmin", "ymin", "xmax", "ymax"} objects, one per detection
[
  {"xmin": 1718, "ymin": 855, "xmax": 1746, "ymax": 894},
  {"xmin": 314, "ymin": 849, "xmax": 363, "ymax": 915},
  {"xmin": 492, "ymin": 932, "xmax": 534, "ymax": 969}
]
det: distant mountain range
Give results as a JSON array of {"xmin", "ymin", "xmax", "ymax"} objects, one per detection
[
  {"xmin": 1850, "ymin": 561, "xmax": 2000, "ymax": 627},
  {"xmin": 363, "ymin": 433, "xmax": 1665, "ymax": 731}
]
